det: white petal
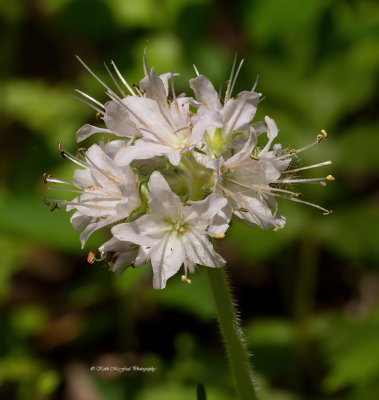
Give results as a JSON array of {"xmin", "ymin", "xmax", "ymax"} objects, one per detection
[
  {"xmin": 190, "ymin": 110, "xmax": 223, "ymax": 144},
  {"xmin": 207, "ymin": 203, "xmax": 233, "ymax": 236},
  {"xmin": 148, "ymin": 172, "xmax": 182, "ymax": 218},
  {"xmin": 70, "ymin": 211, "xmax": 94, "ymax": 232},
  {"xmin": 183, "ymin": 230, "xmax": 225, "ymax": 268},
  {"xmin": 123, "ymin": 96, "xmax": 174, "ymax": 143},
  {"xmin": 224, "ymin": 133, "xmax": 257, "ymax": 170},
  {"xmin": 114, "ymin": 140, "xmax": 173, "ymax": 166},
  {"xmin": 76, "ymin": 124, "xmax": 112, "ymax": 142},
  {"xmin": 222, "ymin": 91, "xmax": 260, "ymax": 137},
  {"xmin": 112, "ymin": 215, "xmax": 168, "ymax": 247},
  {"xmin": 103, "ymin": 101, "xmax": 140, "ymax": 138},
  {"xmin": 151, "ymin": 232, "xmax": 185, "ymax": 289},
  {"xmin": 261, "ymin": 116, "xmax": 278, "ymax": 153},
  {"xmin": 189, "ymin": 75, "xmax": 222, "ymax": 112},
  {"xmin": 185, "ymin": 194, "xmax": 227, "ymax": 229},
  {"xmin": 79, "ymin": 214, "xmax": 121, "ymax": 248}
]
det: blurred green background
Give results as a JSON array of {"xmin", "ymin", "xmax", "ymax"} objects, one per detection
[{"xmin": 0, "ymin": 0, "xmax": 378, "ymax": 399}]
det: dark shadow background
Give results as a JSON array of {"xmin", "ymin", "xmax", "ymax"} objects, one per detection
[{"xmin": 0, "ymin": 0, "xmax": 378, "ymax": 399}]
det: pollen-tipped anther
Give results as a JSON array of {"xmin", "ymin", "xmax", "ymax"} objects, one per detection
[
  {"xmin": 237, "ymin": 207, "xmax": 249, "ymax": 212},
  {"xmin": 50, "ymin": 202, "xmax": 59, "ymax": 212},
  {"xmin": 316, "ymin": 130, "xmax": 327, "ymax": 144},
  {"xmin": 76, "ymin": 147, "xmax": 87, "ymax": 157},
  {"xmin": 58, "ymin": 141, "xmax": 65, "ymax": 158},
  {"xmin": 326, "ymin": 175, "xmax": 335, "ymax": 181},
  {"xmin": 249, "ymin": 154, "xmax": 259, "ymax": 160},
  {"xmin": 323, "ymin": 210, "xmax": 333, "ymax": 216},
  {"xmin": 213, "ymin": 233, "xmax": 225, "ymax": 239},
  {"xmin": 87, "ymin": 248, "xmax": 98, "ymax": 264},
  {"xmin": 181, "ymin": 275, "xmax": 192, "ymax": 284},
  {"xmin": 273, "ymin": 225, "xmax": 282, "ymax": 232},
  {"xmin": 42, "ymin": 196, "xmax": 50, "ymax": 206},
  {"xmin": 42, "ymin": 172, "xmax": 51, "ymax": 184},
  {"xmin": 289, "ymin": 149, "xmax": 297, "ymax": 154}
]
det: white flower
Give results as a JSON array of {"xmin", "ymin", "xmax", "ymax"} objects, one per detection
[
  {"xmin": 112, "ymin": 172, "xmax": 227, "ymax": 289},
  {"xmin": 209, "ymin": 117, "xmax": 333, "ymax": 231},
  {"xmin": 45, "ymin": 142, "xmax": 141, "ymax": 247},
  {"xmin": 98, "ymin": 237, "xmax": 139, "ymax": 276},
  {"xmin": 189, "ymin": 59, "xmax": 261, "ymax": 158},
  {"xmin": 114, "ymin": 57, "xmax": 211, "ymax": 166}
]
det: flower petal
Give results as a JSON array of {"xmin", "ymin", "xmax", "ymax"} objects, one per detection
[
  {"xmin": 222, "ymin": 91, "xmax": 260, "ymax": 137},
  {"xmin": 112, "ymin": 215, "xmax": 168, "ymax": 247},
  {"xmin": 148, "ymin": 171, "xmax": 182, "ymax": 218},
  {"xmin": 151, "ymin": 232, "xmax": 185, "ymax": 289},
  {"xmin": 189, "ymin": 75, "xmax": 222, "ymax": 112},
  {"xmin": 183, "ymin": 230, "xmax": 225, "ymax": 268}
]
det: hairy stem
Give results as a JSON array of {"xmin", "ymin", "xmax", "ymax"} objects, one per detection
[{"xmin": 206, "ymin": 267, "xmax": 259, "ymax": 399}]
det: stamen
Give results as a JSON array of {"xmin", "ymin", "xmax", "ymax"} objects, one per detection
[
  {"xmin": 50, "ymin": 202, "xmax": 59, "ymax": 212},
  {"xmin": 87, "ymin": 248, "xmax": 98, "ymax": 264},
  {"xmin": 132, "ymin": 83, "xmax": 143, "ymax": 96},
  {"xmin": 181, "ymin": 275, "xmax": 192, "ymax": 284},
  {"xmin": 274, "ymin": 194, "xmax": 331, "ymax": 214},
  {"xmin": 110, "ymin": 60, "xmax": 136, "ymax": 96},
  {"xmin": 273, "ymin": 225, "xmax": 282, "ymax": 232},
  {"xmin": 326, "ymin": 175, "xmax": 335, "ymax": 181},
  {"xmin": 58, "ymin": 141, "xmax": 65, "ymax": 158},
  {"xmin": 103, "ymin": 61, "xmax": 127, "ymax": 97},
  {"xmin": 42, "ymin": 196, "xmax": 50, "ymax": 206},
  {"xmin": 282, "ymin": 161, "xmax": 332, "ymax": 174},
  {"xmin": 76, "ymin": 56, "xmax": 122, "ymax": 102},
  {"xmin": 249, "ymin": 154, "xmax": 259, "ymax": 160},
  {"xmin": 229, "ymin": 58, "xmax": 244, "ymax": 101},
  {"xmin": 74, "ymin": 89, "xmax": 105, "ymax": 109},
  {"xmin": 193, "ymin": 64, "xmax": 200, "ymax": 76},
  {"xmin": 42, "ymin": 172, "xmax": 51, "ymax": 184},
  {"xmin": 76, "ymin": 147, "xmax": 87, "ymax": 158},
  {"xmin": 323, "ymin": 210, "xmax": 333, "ymax": 216},
  {"xmin": 58, "ymin": 142, "xmax": 88, "ymax": 168},
  {"xmin": 213, "ymin": 233, "xmax": 225, "ymax": 239},
  {"xmin": 71, "ymin": 95, "xmax": 105, "ymax": 115},
  {"xmin": 275, "ymin": 177, "xmax": 330, "ymax": 184},
  {"xmin": 237, "ymin": 207, "xmax": 249, "ymax": 212},
  {"xmin": 225, "ymin": 54, "xmax": 237, "ymax": 103}
]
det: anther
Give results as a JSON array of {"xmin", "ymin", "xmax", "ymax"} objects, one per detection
[
  {"xmin": 249, "ymin": 154, "xmax": 259, "ymax": 160},
  {"xmin": 273, "ymin": 225, "xmax": 282, "ymax": 232},
  {"xmin": 320, "ymin": 181, "xmax": 327, "ymax": 187},
  {"xmin": 213, "ymin": 233, "xmax": 225, "ymax": 239},
  {"xmin": 96, "ymin": 112, "xmax": 102, "ymax": 121},
  {"xmin": 76, "ymin": 147, "xmax": 87, "ymax": 157},
  {"xmin": 131, "ymin": 260, "xmax": 136, "ymax": 268},
  {"xmin": 87, "ymin": 248, "xmax": 98, "ymax": 264},
  {"xmin": 181, "ymin": 275, "xmax": 192, "ymax": 284},
  {"xmin": 295, "ymin": 193, "xmax": 301, "ymax": 197},
  {"xmin": 42, "ymin": 172, "xmax": 51, "ymax": 184},
  {"xmin": 321, "ymin": 129, "xmax": 327, "ymax": 138},
  {"xmin": 184, "ymin": 201, "xmax": 193, "ymax": 206},
  {"xmin": 42, "ymin": 196, "xmax": 50, "ymax": 206},
  {"xmin": 238, "ymin": 207, "xmax": 249, "ymax": 212},
  {"xmin": 50, "ymin": 202, "xmax": 59, "ymax": 212},
  {"xmin": 58, "ymin": 141, "xmax": 66, "ymax": 158},
  {"xmin": 326, "ymin": 175, "xmax": 335, "ymax": 181},
  {"xmin": 289, "ymin": 149, "xmax": 297, "ymax": 154},
  {"xmin": 323, "ymin": 210, "xmax": 333, "ymax": 216}
]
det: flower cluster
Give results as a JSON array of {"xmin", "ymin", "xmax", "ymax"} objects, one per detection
[{"xmin": 43, "ymin": 53, "xmax": 333, "ymax": 289}]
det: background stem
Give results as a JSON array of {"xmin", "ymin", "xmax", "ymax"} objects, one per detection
[{"xmin": 206, "ymin": 267, "xmax": 259, "ymax": 400}]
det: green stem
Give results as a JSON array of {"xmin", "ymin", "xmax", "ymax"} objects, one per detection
[{"xmin": 206, "ymin": 267, "xmax": 259, "ymax": 400}]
